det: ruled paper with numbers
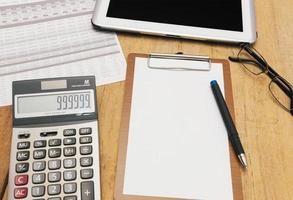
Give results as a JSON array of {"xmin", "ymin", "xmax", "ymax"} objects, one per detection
[{"xmin": 0, "ymin": 0, "xmax": 126, "ymax": 106}]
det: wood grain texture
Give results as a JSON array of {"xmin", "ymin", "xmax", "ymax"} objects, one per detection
[{"xmin": 0, "ymin": 0, "xmax": 293, "ymax": 199}]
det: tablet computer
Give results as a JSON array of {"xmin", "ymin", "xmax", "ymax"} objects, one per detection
[{"xmin": 92, "ymin": 0, "xmax": 256, "ymax": 44}]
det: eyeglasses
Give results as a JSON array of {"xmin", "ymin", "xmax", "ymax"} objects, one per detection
[{"xmin": 229, "ymin": 43, "xmax": 293, "ymax": 115}]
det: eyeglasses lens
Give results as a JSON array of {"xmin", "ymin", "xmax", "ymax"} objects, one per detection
[
  {"xmin": 269, "ymin": 77, "xmax": 292, "ymax": 111},
  {"xmin": 238, "ymin": 47, "xmax": 268, "ymax": 75}
]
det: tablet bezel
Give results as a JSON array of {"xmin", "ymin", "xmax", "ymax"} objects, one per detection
[{"xmin": 92, "ymin": 0, "xmax": 256, "ymax": 43}]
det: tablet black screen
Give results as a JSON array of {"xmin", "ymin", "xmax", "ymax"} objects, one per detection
[{"xmin": 106, "ymin": 0, "xmax": 243, "ymax": 32}]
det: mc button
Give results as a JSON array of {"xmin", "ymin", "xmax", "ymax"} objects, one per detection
[{"xmin": 16, "ymin": 151, "xmax": 30, "ymax": 161}]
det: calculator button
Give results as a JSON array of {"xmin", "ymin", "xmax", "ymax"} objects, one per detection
[
  {"xmin": 63, "ymin": 170, "xmax": 76, "ymax": 181},
  {"xmin": 17, "ymin": 141, "xmax": 30, "ymax": 149},
  {"xmin": 49, "ymin": 148, "xmax": 62, "ymax": 158},
  {"xmin": 48, "ymin": 172, "xmax": 61, "ymax": 182},
  {"xmin": 49, "ymin": 139, "xmax": 61, "ymax": 147},
  {"xmin": 81, "ymin": 169, "xmax": 93, "ymax": 179},
  {"xmin": 16, "ymin": 163, "xmax": 29, "ymax": 173},
  {"xmin": 64, "ymin": 138, "xmax": 76, "ymax": 145},
  {"xmin": 80, "ymin": 146, "xmax": 92, "ymax": 155},
  {"xmin": 34, "ymin": 140, "xmax": 47, "ymax": 148},
  {"xmin": 80, "ymin": 136, "xmax": 92, "ymax": 144},
  {"xmin": 64, "ymin": 196, "xmax": 77, "ymax": 200},
  {"xmin": 14, "ymin": 187, "xmax": 28, "ymax": 198},
  {"xmin": 64, "ymin": 147, "xmax": 76, "ymax": 157},
  {"xmin": 33, "ymin": 161, "xmax": 46, "ymax": 171},
  {"xmin": 32, "ymin": 186, "xmax": 45, "ymax": 197},
  {"xmin": 48, "ymin": 198, "xmax": 61, "ymax": 200},
  {"xmin": 79, "ymin": 128, "xmax": 92, "ymax": 135},
  {"xmin": 32, "ymin": 173, "xmax": 46, "ymax": 184},
  {"xmin": 48, "ymin": 184, "xmax": 61, "ymax": 195},
  {"xmin": 64, "ymin": 129, "xmax": 76, "ymax": 136},
  {"xmin": 81, "ymin": 181, "xmax": 94, "ymax": 200},
  {"xmin": 64, "ymin": 158, "xmax": 76, "ymax": 169},
  {"xmin": 33, "ymin": 149, "xmax": 46, "ymax": 159},
  {"xmin": 48, "ymin": 160, "xmax": 61, "ymax": 170},
  {"xmin": 80, "ymin": 157, "xmax": 93, "ymax": 167},
  {"xmin": 16, "ymin": 151, "xmax": 30, "ymax": 161},
  {"xmin": 64, "ymin": 183, "xmax": 77, "ymax": 194},
  {"xmin": 18, "ymin": 133, "xmax": 30, "ymax": 139},
  {"xmin": 40, "ymin": 131, "xmax": 57, "ymax": 137},
  {"xmin": 15, "ymin": 175, "xmax": 28, "ymax": 186}
]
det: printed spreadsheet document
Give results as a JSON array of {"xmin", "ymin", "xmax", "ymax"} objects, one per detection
[{"xmin": 0, "ymin": 0, "xmax": 126, "ymax": 106}]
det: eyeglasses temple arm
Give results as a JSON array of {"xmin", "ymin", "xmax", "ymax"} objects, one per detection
[
  {"xmin": 229, "ymin": 56, "xmax": 292, "ymax": 98},
  {"xmin": 243, "ymin": 46, "xmax": 283, "ymax": 78},
  {"xmin": 228, "ymin": 56, "xmax": 263, "ymax": 66},
  {"xmin": 291, "ymin": 93, "xmax": 293, "ymax": 115}
]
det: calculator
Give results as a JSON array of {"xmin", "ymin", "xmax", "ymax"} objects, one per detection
[{"xmin": 8, "ymin": 76, "xmax": 101, "ymax": 200}]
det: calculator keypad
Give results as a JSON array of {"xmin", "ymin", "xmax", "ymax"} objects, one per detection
[{"xmin": 11, "ymin": 124, "xmax": 98, "ymax": 200}]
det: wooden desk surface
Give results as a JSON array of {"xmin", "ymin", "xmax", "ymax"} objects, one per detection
[{"xmin": 1, "ymin": 0, "xmax": 293, "ymax": 199}]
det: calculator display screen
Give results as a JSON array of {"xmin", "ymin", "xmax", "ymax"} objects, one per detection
[{"xmin": 15, "ymin": 90, "xmax": 95, "ymax": 118}]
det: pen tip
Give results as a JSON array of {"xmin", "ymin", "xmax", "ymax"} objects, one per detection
[{"xmin": 238, "ymin": 154, "xmax": 248, "ymax": 169}]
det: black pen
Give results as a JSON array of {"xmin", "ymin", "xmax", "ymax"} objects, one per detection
[{"xmin": 210, "ymin": 80, "xmax": 247, "ymax": 168}]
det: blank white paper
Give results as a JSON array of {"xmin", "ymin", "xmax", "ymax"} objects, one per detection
[{"xmin": 123, "ymin": 58, "xmax": 233, "ymax": 200}]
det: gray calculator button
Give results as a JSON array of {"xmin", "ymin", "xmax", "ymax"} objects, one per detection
[
  {"xmin": 63, "ymin": 158, "xmax": 76, "ymax": 169},
  {"xmin": 18, "ymin": 133, "xmax": 30, "ymax": 139},
  {"xmin": 49, "ymin": 139, "xmax": 61, "ymax": 147},
  {"xmin": 80, "ymin": 146, "xmax": 92, "ymax": 155},
  {"xmin": 33, "ymin": 149, "xmax": 46, "ymax": 159},
  {"xmin": 80, "ymin": 157, "xmax": 93, "ymax": 167},
  {"xmin": 81, "ymin": 181, "xmax": 94, "ymax": 200},
  {"xmin": 34, "ymin": 140, "xmax": 46, "ymax": 148},
  {"xmin": 64, "ymin": 196, "xmax": 77, "ymax": 200},
  {"xmin": 48, "ymin": 198, "xmax": 61, "ymax": 200},
  {"xmin": 48, "ymin": 172, "xmax": 61, "ymax": 182},
  {"xmin": 79, "ymin": 127, "xmax": 92, "ymax": 135},
  {"xmin": 63, "ymin": 138, "xmax": 76, "ymax": 145},
  {"xmin": 16, "ymin": 162, "xmax": 29, "ymax": 173},
  {"xmin": 80, "ymin": 136, "xmax": 92, "ymax": 144},
  {"xmin": 16, "ymin": 151, "xmax": 30, "ymax": 161},
  {"xmin": 32, "ymin": 173, "xmax": 46, "ymax": 184},
  {"xmin": 40, "ymin": 131, "xmax": 57, "ymax": 137},
  {"xmin": 32, "ymin": 186, "xmax": 45, "ymax": 197},
  {"xmin": 64, "ymin": 147, "xmax": 76, "ymax": 157},
  {"xmin": 81, "ymin": 169, "xmax": 93, "ymax": 179},
  {"xmin": 48, "ymin": 184, "xmax": 61, "ymax": 195},
  {"xmin": 33, "ymin": 161, "xmax": 46, "ymax": 171},
  {"xmin": 64, "ymin": 129, "xmax": 76, "ymax": 136},
  {"xmin": 49, "ymin": 148, "xmax": 61, "ymax": 158},
  {"xmin": 48, "ymin": 160, "xmax": 61, "ymax": 170},
  {"xmin": 17, "ymin": 141, "xmax": 30, "ymax": 149},
  {"xmin": 63, "ymin": 170, "xmax": 76, "ymax": 181},
  {"xmin": 64, "ymin": 183, "xmax": 77, "ymax": 194}
]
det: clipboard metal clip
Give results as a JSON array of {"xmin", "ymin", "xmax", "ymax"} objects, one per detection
[{"xmin": 148, "ymin": 53, "xmax": 211, "ymax": 71}]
